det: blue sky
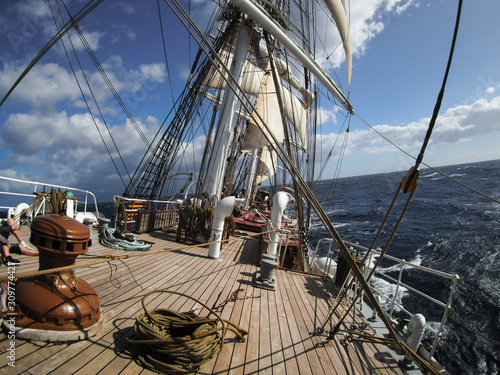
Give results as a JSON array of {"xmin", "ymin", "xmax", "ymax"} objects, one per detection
[{"xmin": 1, "ymin": 0, "xmax": 500, "ymax": 202}]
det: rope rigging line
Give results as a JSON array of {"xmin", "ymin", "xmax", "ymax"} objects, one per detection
[
  {"xmin": 317, "ymin": 177, "xmax": 411, "ymax": 334},
  {"xmin": 68, "ymin": 10, "xmax": 150, "ymax": 148},
  {"xmin": 355, "ymin": 2, "xmax": 499, "ymax": 205},
  {"xmin": 158, "ymin": 4, "xmax": 436, "ymax": 371},
  {"xmin": 439, "ymin": 337, "xmax": 481, "ymax": 375},
  {"xmin": 412, "ymin": 0, "xmax": 463, "ymax": 171},
  {"xmin": 459, "ymin": 279, "xmax": 500, "ymax": 310},
  {"xmin": 355, "ymin": 112, "xmax": 500, "ymax": 205},
  {"xmin": 313, "ymin": 113, "xmax": 350, "ymax": 191},
  {"xmin": 333, "ymin": 178, "xmax": 416, "ymax": 320},
  {"xmin": 125, "ymin": 2, "xmax": 237, "ymax": 199},
  {"xmin": 324, "ymin": 120, "xmax": 350, "ymax": 203},
  {"xmin": 124, "ymin": 82, "xmax": 187, "ymax": 196},
  {"xmin": 157, "ymin": 0, "xmax": 176, "ymax": 105},
  {"xmin": 448, "ymin": 307, "xmax": 500, "ymax": 347},
  {"xmin": 0, "ymin": 0, "xmax": 106, "ymax": 108},
  {"xmin": 49, "ymin": 0, "xmax": 129, "ymax": 189}
]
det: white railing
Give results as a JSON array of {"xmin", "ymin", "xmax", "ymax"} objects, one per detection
[
  {"xmin": 0, "ymin": 175, "xmax": 100, "ymax": 220},
  {"xmin": 311, "ymin": 238, "xmax": 460, "ymax": 357}
]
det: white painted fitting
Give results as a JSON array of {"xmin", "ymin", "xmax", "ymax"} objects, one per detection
[
  {"xmin": 407, "ymin": 314, "xmax": 426, "ymax": 351},
  {"xmin": 208, "ymin": 196, "xmax": 245, "ymax": 259},
  {"xmin": 14, "ymin": 203, "xmax": 30, "ymax": 224},
  {"xmin": 268, "ymin": 191, "xmax": 294, "ymax": 255},
  {"xmin": 404, "ymin": 313, "xmax": 426, "ymax": 364},
  {"xmin": 66, "ymin": 199, "xmax": 75, "ymax": 218}
]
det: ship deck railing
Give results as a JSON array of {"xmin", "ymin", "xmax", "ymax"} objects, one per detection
[
  {"xmin": 310, "ymin": 238, "xmax": 459, "ymax": 360},
  {"xmin": 113, "ymin": 195, "xmax": 179, "ymax": 233},
  {"xmin": 0, "ymin": 175, "xmax": 100, "ymax": 220}
]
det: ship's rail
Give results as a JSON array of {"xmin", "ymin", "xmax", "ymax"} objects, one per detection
[
  {"xmin": 0, "ymin": 175, "xmax": 100, "ymax": 221},
  {"xmin": 113, "ymin": 195, "xmax": 179, "ymax": 233},
  {"xmin": 310, "ymin": 239, "xmax": 460, "ymax": 358}
]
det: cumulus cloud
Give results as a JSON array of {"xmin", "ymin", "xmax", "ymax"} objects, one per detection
[
  {"xmin": 316, "ymin": 0, "xmax": 417, "ymax": 69},
  {"xmin": 1, "ymin": 0, "xmax": 54, "ymax": 51},
  {"xmin": 0, "ymin": 109, "xmax": 158, "ymax": 198},
  {"xmin": 316, "ymin": 106, "xmax": 339, "ymax": 126},
  {"xmin": 1, "ymin": 0, "xmax": 497, "ymax": 202},
  {"xmin": 0, "ymin": 62, "xmax": 82, "ymax": 113},
  {"xmin": 66, "ymin": 29, "xmax": 104, "ymax": 53},
  {"xmin": 316, "ymin": 95, "xmax": 500, "ymax": 159}
]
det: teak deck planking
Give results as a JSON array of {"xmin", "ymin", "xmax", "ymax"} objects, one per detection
[{"xmin": 0, "ymin": 226, "xmax": 401, "ymax": 374}]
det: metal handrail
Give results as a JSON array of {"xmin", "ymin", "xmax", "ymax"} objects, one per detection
[
  {"xmin": 0, "ymin": 175, "xmax": 100, "ymax": 218},
  {"xmin": 311, "ymin": 238, "xmax": 460, "ymax": 358}
]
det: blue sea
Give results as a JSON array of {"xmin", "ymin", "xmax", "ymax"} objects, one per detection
[
  {"xmin": 309, "ymin": 159, "xmax": 500, "ymax": 375},
  {"xmin": 94, "ymin": 159, "xmax": 500, "ymax": 374}
]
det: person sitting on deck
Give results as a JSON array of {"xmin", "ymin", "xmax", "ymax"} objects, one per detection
[{"xmin": 0, "ymin": 218, "xmax": 38, "ymax": 266}]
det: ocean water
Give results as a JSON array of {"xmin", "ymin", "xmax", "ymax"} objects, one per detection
[
  {"xmin": 309, "ymin": 159, "xmax": 500, "ymax": 375},
  {"xmin": 93, "ymin": 159, "xmax": 500, "ymax": 374}
]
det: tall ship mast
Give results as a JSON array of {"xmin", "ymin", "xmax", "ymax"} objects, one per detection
[
  {"xmin": 123, "ymin": 0, "xmax": 353, "ymax": 271},
  {"xmin": 2, "ymin": 0, "xmax": 490, "ymax": 374}
]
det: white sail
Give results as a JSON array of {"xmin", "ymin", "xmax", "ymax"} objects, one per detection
[
  {"xmin": 274, "ymin": 57, "xmax": 315, "ymax": 108},
  {"xmin": 202, "ymin": 49, "xmax": 265, "ymax": 95},
  {"xmin": 241, "ymin": 72, "xmax": 284, "ymax": 151},
  {"xmin": 229, "ymin": 0, "xmax": 352, "ymax": 112},
  {"xmin": 240, "ymin": 66, "xmax": 307, "ymax": 152},
  {"xmin": 198, "ymin": 90, "xmax": 252, "ymax": 121},
  {"xmin": 254, "ymin": 146, "xmax": 277, "ymax": 185},
  {"xmin": 280, "ymin": 80, "xmax": 308, "ymax": 146},
  {"xmin": 257, "ymin": 44, "xmax": 315, "ymax": 108},
  {"xmin": 323, "ymin": 0, "xmax": 352, "ymax": 88}
]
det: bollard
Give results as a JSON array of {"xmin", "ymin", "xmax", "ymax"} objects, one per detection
[
  {"xmin": 254, "ymin": 254, "xmax": 278, "ymax": 291},
  {"xmin": 400, "ymin": 313, "xmax": 426, "ymax": 368}
]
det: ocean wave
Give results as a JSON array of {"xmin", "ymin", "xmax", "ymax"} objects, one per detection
[
  {"xmin": 370, "ymin": 277, "xmax": 409, "ymax": 312},
  {"xmin": 420, "ymin": 172, "xmax": 440, "ymax": 178}
]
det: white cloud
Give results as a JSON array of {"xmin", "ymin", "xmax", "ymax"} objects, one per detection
[
  {"xmin": 0, "ymin": 109, "xmax": 159, "ymax": 198},
  {"xmin": 66, "ymin": 29, "xmax": 104, "ymax": 52},
  {"xmin": 139, "ymin": 63, "xmax": 167, "ymax": 83},
  {"xmin": 114, "ymin": 1, "xmax": 136, "ymax": 15},
  {"xmin": 316, "ymin": 106, "xmax": 339, "ymax": 126},
  {"xmin": 0, "ymin": 62, "xmax": 82, "ymax": 113},
  {"xmin": 178, "ymin": 63, "xmax": 191, "ymax": 81},
  {"xmin": 1, "ymin": 0, "xmax": 54, "ymax": 42},
  {"xmin": 316, "ymin": 95, "xmax": 500, "ymax": 159},
  {"xmin": 316, "ymin": 0, "xmax": 417, "ymax": 70},
  {"xmin": 486, "ymin": 87, "xmax": 496, "ymax": 94}
]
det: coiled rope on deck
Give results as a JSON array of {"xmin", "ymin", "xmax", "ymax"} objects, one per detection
[
  {"xmin": 99, "ymin": 228, "xmax": 152, "ymax": 251},
  {"xmin": 127, "ymin": 290, "xmax": 247, "ymax": 374}
]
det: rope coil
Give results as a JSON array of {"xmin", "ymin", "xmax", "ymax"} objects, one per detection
[
  {"xmin": 99, "ymin": 228, "xmax": 152, "ymax": 251},
  {"xmin": 127, "ymin": 290, "xmax": 247, "ymax": 374}
]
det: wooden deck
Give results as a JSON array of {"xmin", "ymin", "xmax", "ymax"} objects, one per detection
[{"xmin": 0, "ymin": 226, "xmax": 401, "ymax": 374}]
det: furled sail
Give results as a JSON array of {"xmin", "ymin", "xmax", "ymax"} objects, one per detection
[
  {"xmin": 241, "ymin": 72, "xmax": 284, "ymax": 151},
  {"xmin": 322, "ymin": 0, "xmax": 352, "ymax": 88},
  {"xmin": 274, "ymin": 57, "xmax": 315, "ymax": 108},
  {"xmin": 198, "ymin": 90, "xmax": 252, "ymax": 121},
  {"xmin": 240, "ymin": 66, "xmax": 307, "ymax": 152},
  {"xmin": 254, "ymin": 146, "xmax": 277, "ymax": 185},
  {"xmin": 229, "ymin": 0, "xmax": 352, "ymax": 113},
  {"xmin": 256, "ymin": 44, "xmax": 315, "ymax": 108},
  {"xmin": 201, "ymin": 49, "xmax": 265, "ymax": 95}
]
